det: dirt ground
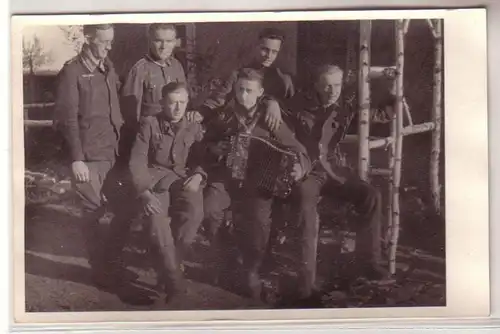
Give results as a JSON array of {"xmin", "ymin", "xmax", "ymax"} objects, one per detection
[{"xmin": 24, "ymin": 191, "xmax": 445, "ymax": 312}]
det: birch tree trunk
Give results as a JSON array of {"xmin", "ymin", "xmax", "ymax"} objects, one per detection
[
  {"xmin": 358, "ymin": 20, "xmax": 371, "ymax": 181},
  {"xmin": 389, "ymin": 19, "xmax": 406, "ymax": 275},
  {"xmin": 430, "ymin": 19, "xmax": 443, "ymax": 215}
]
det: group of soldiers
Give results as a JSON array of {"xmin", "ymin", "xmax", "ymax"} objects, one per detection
[{"xmin": 53, "ymin": 22, "xmax": 394, "ymax": 308}]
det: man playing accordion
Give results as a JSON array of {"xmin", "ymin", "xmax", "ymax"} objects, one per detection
[{"xmin": 202, "ymin": 68, "xmax": 311, "ymax": 300}]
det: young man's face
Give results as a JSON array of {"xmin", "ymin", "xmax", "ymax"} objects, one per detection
[
  {"xmin": 234, "ymin": 78, "xmax": 264, "ymax": 110},
  {"xmin": 87, "ymin": 27, "xmax": 114, "ymax": 60},
  {"xmin": 256, "ymin": 37, "xmax": 282, "ymax": 67},
  {"xmin": 150, "ymin": 28, "xmax": 177, "ymax": 61},
  {"xmin": 162, "ymin": 88, "xmax": 189, "ymax": 122},
  {"xmin": 315, "ymin": 70, "xmax": 343, "ymax": 106}
]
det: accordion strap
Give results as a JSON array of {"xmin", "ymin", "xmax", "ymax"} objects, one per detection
[
  {"xmin": 234, "ymin": 107, "xmax": 262, "ymax": 134},
  {"xmin": 236, "ymin": 133, "xmax": 297, "ymax": 157}
]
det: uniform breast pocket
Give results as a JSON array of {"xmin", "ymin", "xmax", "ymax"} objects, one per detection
[
  {"xmin": 183, "ymin": 135, "xmax": 196, "ymax": 149},
  {"xmin": 151, "ymin": 132, "xmax": 164, "ymax": 149},
  {"xmin": 77, "ymin": 75, "xmax": 94, "ymax": 114},
  {"xmin": 144, "ymin": 80, "xmax": 159, "ymax": 103}
]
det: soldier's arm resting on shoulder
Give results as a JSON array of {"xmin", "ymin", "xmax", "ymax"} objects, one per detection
[
  {"xmin": 53, "ymin": 66, "xmax": 89, "ymax": 182},
  {"xmin": 262, "ymin": 96, "xmax": 283, "ymax": 132},
  {"xmin": 129, "ymin": 117, "xmax": 155, "ymax": 199},
  {"xmin": 121, "ymin": 63, "xmax": 144, "ymax": 124},
  {"xmin": 268, "ymin": 100, "xmax": 312, "ymax": 178},
  {"xmin": 284, "ymin": 73, "xmax": 296, "ymax": 99}
]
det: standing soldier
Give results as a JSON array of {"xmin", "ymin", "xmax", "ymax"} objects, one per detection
[
  {"xmin": 281, "ymin": 64, "xmax": 393, "ymax": 307},
  {"xmin": 120, "ymin": 23, "xmax": 187, "ymax": 160},
  {"xmin": 198, "ymin": 27, "xmax": 294, "ymax": 121},
  {"xmin": 53, "ymin": 24, "xmax": 134, "ymax": 288},
  {"xmin": 190, "ymin": 27, "xmax": 293, "ymax": 128}
]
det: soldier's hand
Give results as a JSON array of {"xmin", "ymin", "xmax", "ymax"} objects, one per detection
[
  {"xmin": 183, "ymin": 174, "xmax": 203, "ymax": 192},
  {"xmin": 209, "ymin": 141, "xmax": 231, "ymax": 156},
  {"xmin": 291, "ymin": 163, "xmax": 304, "ymax": 181},
  {"xmin": 264, "ymin": 101, "xmax": 283, "ymax": 132},
  {"xmin": 186, "ymin": 111, "xmax": 204, "ymax": 123},
  {"xmin": 142, "ymin": 192, "xmax": 162, "ymax": 216},
  {"xmin": 72, "ymin": 161, "xmax": 90, "ymax": 183}
]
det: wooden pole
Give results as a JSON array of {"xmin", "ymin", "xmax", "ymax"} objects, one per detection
[
  {"xmin": 430, "ymin": 19, "xmax": 443, "ymax": 215},
  {"xmin": 389, "ymin": 19, "xmax": 406, "ymax": 275},
  {"xmin": 358, "ymin": 20, "xmax": 371, "ymax": 181},
  {"xmin": 385, "ymin": 107, "xmax": 397, "ymax": 254}
]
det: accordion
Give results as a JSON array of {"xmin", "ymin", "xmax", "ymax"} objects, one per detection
[{"xmin": 226, "ymin": 132, "xmax": 299, "ymax": 198}]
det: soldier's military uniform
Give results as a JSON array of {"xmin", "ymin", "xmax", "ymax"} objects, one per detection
[
  {"xmin": 200, "ymin": 63, "xmax": 296, "ymax": 272},
  {"xmin": 283, "ymin": 90, "xmax": 394, "ymax": 306},
  {"xmin": 120, "ymin": 54, "xmax": 187, "ymax": 161},
  {"xmin": 200, "ymin": 61, "xmax": 295, "ymax": 120},
  {"xmin": 202, "ymin": 97, "xmax": 311, "ymax": 299},
  {"xmin": 53, "ymin": 45, "xmax": 134, "ymax": 285},
  {"xmin": 128, "ymin": 113, "xmax": 205, "ymax": 298}
]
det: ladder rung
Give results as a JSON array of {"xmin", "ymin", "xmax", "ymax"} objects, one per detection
[
  {"xmin": 24, "ymin": 102, "xmax": 55, "ymax": 109},
  {"xmin": 369, "ymin": 66, "xmax": 397, "ymax": 80},
  {"xmin": 370, "ymin": 168, "xmax": 392, "ymax": 177},
  {"xmin": 402, "ymin": 122, "xmax": 435, "ymax": 136},
  {"xmin": 340, "ymin": 134, "xmax": 358, "ymax": 144},
  {"xmin": 369, "ymin": 137, "xmax": 394, "ymax": 149}
]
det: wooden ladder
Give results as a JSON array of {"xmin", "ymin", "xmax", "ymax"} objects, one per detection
[{"xmin": 356, "ymin": 19, "xmax": 443, "ymax": 275}]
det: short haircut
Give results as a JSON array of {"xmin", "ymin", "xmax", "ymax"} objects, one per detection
[
  {"xmin": 258, "ymin": 27, "xmax": 286, "ymax": 43},
  {"xmin": 148, "ymin": 23, "xmax": 177, "ymax": 38},
  {"xmin": 83, "ymin": 24, "xmax": 114, "ymax": 37},
  {"xmin": 314, "ymin": 64, "xmax": 344, "ymax": 82},
  {"xmin": 161, "ymin": 81, "xmax": 189, "ymax": 99},
  {"xmin": 236, "ymin": 68, "xmax": 264, "ymax": 86}
]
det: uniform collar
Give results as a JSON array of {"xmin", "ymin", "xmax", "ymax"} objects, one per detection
[
  {"xmin": 80, "ymin": 44, "xmax": 106, "ymax": 73},
  {"xmin": 226, "ymin": 99, "xmax": 260, "ymax": 120},
  {"xmin": 158, "ymin": 115, "xmax": 187, "ymax": 135},
  {"xmin": 301, "ymin": 90, "xmax": 340, "ymax": 113},
  {"xmin": 246, "ymin": 60, "xmax": 278, "ymax": 73},
  {"xmin": 146, "ymin": 53, "xmax": 173, "ymax": 67}
]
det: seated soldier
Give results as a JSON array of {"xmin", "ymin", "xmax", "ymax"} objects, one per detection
[
  {"xmin": 128, "ymin": 81, "xmax": 206, "ymax": 304},
  {"xmin": 202, "ymin": 68, "xmax": 311, "ymax": 300},
  {"xmin": 281, "ymin": 64, "xmax": 393, "ymax": 307}
]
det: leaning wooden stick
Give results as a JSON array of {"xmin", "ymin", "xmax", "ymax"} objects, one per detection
[
  {"xmin": 358, "ymin": 20, "xmax": 372, "ymax": 181},
  {"xmin": 430, "ymin": 19, "xmax": 443, "ymax": 215},
  {"xmin": 385, "ymin": 106, "xmax": 397, "ymax": 254},
  {"xmin": 426, "ymin": 19, "xmax": 439, "ymax": 38},
  {"xmin": 403, "ymin": 97, "xmax": 413, "ymax": 126},
  {"xmin": 389, "ymin": 19, "xmax": 406, "ymax": 275}
]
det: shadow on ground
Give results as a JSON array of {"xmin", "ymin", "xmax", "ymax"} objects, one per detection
[{"xmin": 24, "ymin": 188, "xmax": 446, "ymax": 312}]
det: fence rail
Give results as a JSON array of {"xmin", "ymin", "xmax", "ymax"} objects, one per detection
[{"xmin": 24, "ymin": 102, "xmax": 54, "ymax": 129}]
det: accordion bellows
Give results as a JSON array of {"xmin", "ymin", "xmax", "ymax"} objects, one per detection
[{"xmin": 226, "ymin": 132, "xmax": 299, "ymax": 198}]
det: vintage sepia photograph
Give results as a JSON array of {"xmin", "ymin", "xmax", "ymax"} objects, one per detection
[{"xmin": 10, "ymin": 9, "xmax": 489, "ymax": 326}]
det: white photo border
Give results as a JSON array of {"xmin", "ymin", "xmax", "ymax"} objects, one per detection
[{"xmin": 10, "ymin": 8, "xmax": 490, "ymax": 327}]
